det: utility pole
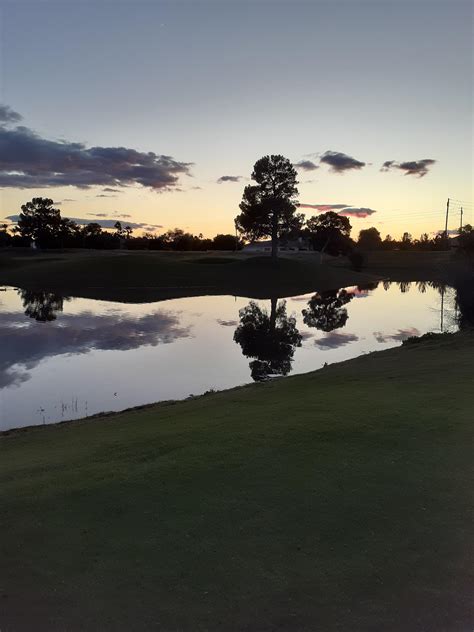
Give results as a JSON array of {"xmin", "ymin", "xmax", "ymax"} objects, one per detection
[
  {"xmin": 444, "ymin": 197, "xmax": 450, "ymax": 237},
  {"xmin": 460, "ymin": 207, "xmax": 463, "ymax": 232}
]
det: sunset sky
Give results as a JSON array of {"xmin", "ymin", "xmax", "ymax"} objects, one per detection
[{"xmin": 0, "ymin": 0, "xmax": 472, "ymax": 239}]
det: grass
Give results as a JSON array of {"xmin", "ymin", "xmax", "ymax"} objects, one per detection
[
  {"xmin": 1, "ymin": 331, "xmax": 473, "ymax": 630},
  {"xmin": 0, "ymin": 249, "xmax": 377, "ymax": 302}
]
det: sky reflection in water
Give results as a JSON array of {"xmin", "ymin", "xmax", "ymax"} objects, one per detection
[{"xmin": 0, "ymin": 282, "xmax": 457, "ymax": 430}]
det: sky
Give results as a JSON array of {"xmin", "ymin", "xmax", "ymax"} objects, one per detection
[{"xmin": 0, "ymin": 0, "xmax": 472, "ymax": 239}]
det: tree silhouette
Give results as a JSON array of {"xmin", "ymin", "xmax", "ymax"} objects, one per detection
[
  {"xmin": 455, "ymin": 281, "xmax": 474, "ymax": 330},
  {"xmin": 305, "ymin": 212, "xmax": 352, "ymax": 256},
  {"xmin": 234, "ymin": 298, "xmax": 302, "ymax": 381},
  {"xmin": 358, "ymin": 227, "xmax": 382, "ymax": 250},
  {"xmin": 17, "ymin": 198, "xmax": 62, "ymax": 248},
  {"xmin": 302, "ymin": 289, "xmax": 354, "ymax": 332},
  {"xmin": 235, "ymin": 155, "xmax": 300, "ymax": 260},
  {"xmin": 396, "ymin": 281, "xmax": 412, "ymax": 293},
  {"xmin": 19, "ymin": 289, "xmax": 65, "ymax": 322}
]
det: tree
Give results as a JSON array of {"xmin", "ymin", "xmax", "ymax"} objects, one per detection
[
  {"xmin": 212, "ymin": 234, "xmax": 242, "ymax": 251},
  {"xmin": 302, "ymin": 289, "xmax": 354, "ymax": 332},
  {"xmin": 0, "ymin": 223, "xmax": 11, "ymax": 247},
  {"xmin": 382, "ymin": 234, "xmax": 396, "ymax": 250},
  {"xmin": 235, "ymin": 155, "xmax": 299, "ymax": 260},
  {"xmin": 358, "ymin": 227, "xmax": 382, "ymax": 250},
  {"xmin": 233, "ymin": 298, "xmax": 302, "ymax": 381},
  {"xmin": 458, "ymin": 224, "xmax": 474, "ymax": 255},
  {"xmin": 400, "ymin": 232, "xmax": 412, "ymax": 250},
  {"xmin": 305, "ymin": 211, "xmax": 352, "ymax": 257},
  {"xmin": 19, "ymin": 289, "xmax": 64, "ymax": 322},
  {"xmin": 114, "ymin": 221, "xmax": 124, "ymax": 237},
  {"xmin": 17, "ymin": 198, "xmax": 63, "ymax": 248}
]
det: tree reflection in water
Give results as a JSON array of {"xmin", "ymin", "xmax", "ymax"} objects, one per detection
[
  {"xmin": 302, "ymin": 289, "xmax": 354, "ymax": 332},
  {"xmin": 234, "ymin": 298, "xmax": 302, "ymax": 381},
  {"xmin": 18, "ymin": 289, "xmax": 66, "ymax": 322}
]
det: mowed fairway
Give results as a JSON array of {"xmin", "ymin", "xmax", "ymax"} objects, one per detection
[
  {"xmin": 1, "ymin": 332, "xmax": 473, "ymax": 631},
  {"xmin": 0, "ymin": 249, "xmax": 376, "ymax": 302}
]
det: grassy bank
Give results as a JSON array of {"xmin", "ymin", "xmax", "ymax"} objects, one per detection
[
  {"xmin": 1, "ymin": 331, "xmax": 473, "ymax": 630},
  {"xmin": 0, "ymin": 249, "xmax": 377, "ymax": 301}
]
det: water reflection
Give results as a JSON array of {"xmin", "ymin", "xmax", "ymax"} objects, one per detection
[
  {"xmin": 0, "ymin": 292, "xmax": 191, "ymax": 388},
  {"xmin": 233, "ymin": 298, "xmax": 302, "ymax": 381},
  {"xmin": 19, "ymin": 289, "xmax": 66, "ymax": 322},
  {"xmin": 0, "ymin": 278, "xmax": 471, "ymax": 430},
  {"xmin": 302, "ymin": 289, "xmax": 354, "ymax": 332},
  {"xmin": 455, "ymin": 280, "xmax": 474, "ymax": 330}
]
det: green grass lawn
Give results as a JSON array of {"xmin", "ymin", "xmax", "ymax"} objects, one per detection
[
  {"xmin": 1, "ymin": 332, "xmax": 473, "ymax": 631},
  {"xmin": 0, "ymin": 249, "xmax": 376, "ymax": 302}
]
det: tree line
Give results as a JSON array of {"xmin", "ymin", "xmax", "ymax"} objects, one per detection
[
  {"xmin": 1, "ymin": 154, "xmax": 473, "ymax": 256},
  {"xmin": 0, "ymin": 198, "xmax": 242, "ymax": 251}
]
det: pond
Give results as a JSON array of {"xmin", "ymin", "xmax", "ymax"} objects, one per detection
[{"xmin": 0, "ymin": 281, "xmax": 460, "ymax": 430}]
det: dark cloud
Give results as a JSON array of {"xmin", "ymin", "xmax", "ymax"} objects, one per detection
[
  {"xmin": 314, "ymin": 332, "xmax": 359, "ymax": 349},
  {"xmin": 0, "ymin": 307, "xmax": 190, "ymax": 388},
  {"xmin": 295, "ymin": 160, "xmax": 319, "ymax": 171},
  {"xmin": 0, "ymin": 121, "xmax": 192, "ymax": 190},
  {"xmin": 96, "ymin": 194, "xmax": 116, "ymax": 198},
  {"xmin": 0, "ymin": 104, "xmax": 22, "ymax": 124},
  {"xmin": 103, "ymin": 187, "xmax": 121, "ymax": 193},
  {"xmin": 299, "ymin": 203, "xmax": 376, "ymax": 218},
  {"xmin": 87, "ymin": 211, "xmax": 132, "ymax": 219},
  {"xmin": 217, "ymin": 319, "xmax": 238, "ymax": 327},
  {"xmin": 339, "ymin": 207, "xmax": 377, "ymax": 218},
  {"xmin": 6, "ymin": 214, "xmax": 161, "ymax": 230},
  {"xmin": 373, "ymin": 327, "xmax": 420, "ymax": 343},
  {"xmin": 381, "ymin": 159, "xmax": 436, "ymax": 178},
  {"xmin": 299, "ymin": 203, "xmax": 350, "ymax": 211},
  {"xmin": 320, "ymin": 151, "xmax": 366, "ymax": 173},
  {"xmin": 217, "ymin": 175, "xmax": 241, "ymax": 183},
  {"xmin": 344, "ymin": 286, "xmax": 372, "ymax": 298}
]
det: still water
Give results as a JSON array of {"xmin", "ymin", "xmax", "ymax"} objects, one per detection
[{"xmin": 0, "ymin": 282, "xmax": 457, "ymax": 430}]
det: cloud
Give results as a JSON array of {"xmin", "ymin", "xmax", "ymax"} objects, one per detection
[
  {"xmin": 373, "ymin": 327, "xmax": 420, "ymax": 343},
  {"xmin": 217, "ymin": 319, "xmax": 238, "ymax": 327},
  {"xmin": 96, "ymin": 194, "xmax": 116, "ymax": 198},
  {"xmin": 6, "ymin": 214, "xmax": 161, "ymax": 230},
  {"xmin": 320, "ymin": 151, "xmax": 366, "ymax": 173},
  {"xmin": 0, "ymin": 115, "xmax": 192, "ymax": 190},
  {"xmin": 299, "ymin": 203, "xmax": 350, "ymax": 211},
  {"xmin": 0, "ymin": 104, "xmax": 22, "ymax": 124},
  {"xmin": 295, "ymin": 160, "xmax": 319, "ymax": 171},
  {"xmin": 0, "ymin": 306, "xmax": 191, "ymax": 389},
  {"xmin": 217, "ymin": 175, "xmax": 241, "ymax": 183},
  {"xmin": 314, "ymin": 332, "xmax": 359, "ymax": 349},
  {"xmin": 87, "ymin": 211, "xmax": 132, "ymax": 219},
  {"xmin": 339, "ymin": 207, "xmax": 377, "ymax": 218},
  {"xmin": 103, "ymin": 187, "xmax": 121, "ymax": 193},
  {"xmin": 381, "ymin": 159, "xmax": 436, "ymax": 178},
  {"xmin": 344, "ymin": 286, "xmax": 372, "ymax": 298},
  {"xmin": 299, "ymin": 203, "xmax": 377, "ymax": 218}
]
